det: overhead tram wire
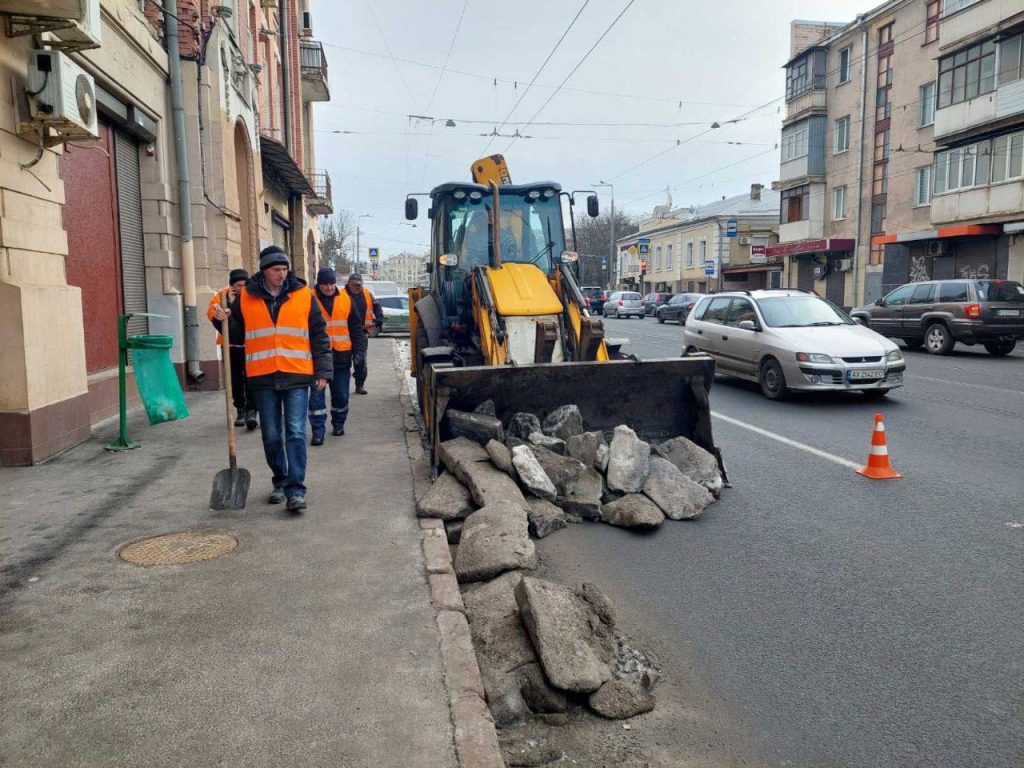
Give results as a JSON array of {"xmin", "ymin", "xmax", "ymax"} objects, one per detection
[
  {"xmin": 503, "ymin": 0, "xmax": 637, "ymax": 154},
  {"xmin": 480, "ymin": 0, "xmax": 592, "ymax": 155},
  {"xmin": 419, "ymin": 0, "xmax": 469, "ymax": 187},
  {"xmin": 361, "ymin": 0, "xmax": 420, "ymax": 111}
]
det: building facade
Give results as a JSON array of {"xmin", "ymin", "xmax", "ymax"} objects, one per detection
[
  {"xmin": 617, "ymin": 185, "xmax": 780, "ymax": 295},
  {"xmin": 772, "ymin": 0, "xmax": 1024, "ymax": 308},
  {"xmin": 381, "ymin": 251, "xmax": 428, "ymax": 291},
  {"xmin": 0, "ymin": 0, "xmax": 331, "ymax": 466}
]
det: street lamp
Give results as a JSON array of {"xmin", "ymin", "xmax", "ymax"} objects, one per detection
[
  {"xmin": 594, "ymin": 181, "xmax": 614, "ymax": 289},
  {"xmin": 355, "ymin": 213, "xmax": 371, "ymax": 272}
]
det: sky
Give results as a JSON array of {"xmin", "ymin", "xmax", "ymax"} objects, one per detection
[{"xmin": 312, "ymin": 0, "xmax": 872, "ymax": 261}]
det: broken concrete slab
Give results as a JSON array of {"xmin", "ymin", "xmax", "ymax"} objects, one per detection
[
  {"xmin": 416, "ymin": 471, "xmax": 475, "ymax": 520},
  {"xmin": 566, "ymin": 430, "xmax": 605, "ymax": 469},
  {"xmin": 642, "ymin": 456, "xmax": 714, "ymax": 520},
  {"xmin": 588, "ymin": 671, "xmax": 657, "ymax": 720},
  {"xmin": 486, "ymin": 439, "xmax": 514, "ymax": 474},
  {"xmin": 606, "ymin": 425, "xmax": 651, "ymax": 493},
  {"xmin": 601, "ymin": 494, "xmax": 665, "ymax": 530},
  {"xmin": 514, "ymin": 577, "xmax": 616, "ymax": 694},
  {"xmin": 560, "ymin": 467, "xmax": 603, "ymax": 521},
  {"xmin": 528, "ymin": 432, "xmax": 566, "ymax": 455},
  {"xmin": 508, "ymin": 412, "xmax": 542, "ymax": 440},
  {"xmin": 541, "ymin": 405, "xmax": 583, "ymax": 442},
  {"xmin": 595, "ymin": 443, "xmax": 610, "ymax": 474},
  {"xmin": 440, "ymin": 437, "xmax": 527, "ymax": 508},
  {"xmin": 454, "ymin": 501, "xmax": 536, "ymax": 583},
  {"xmin": 446, "ymin": 409, "xmax": 505, "ymax": 447},
  {"xmin": 525, "ymin": 497, "xmax": 568, "ymax": 539},
  {"xmin": 440, "ymin": 436, "xmax": 490, "ymax": 471},
  {"xmin": 528, "ymin": 446, "xmax": 587, "ymax": 499},
  {"xmin": 474, "ymin": 399, "xmax": 497, "ymax": 417},
  {"xmin": 512, "ymin": 446, "xmax": 558, "ymax": 502},
  {"xmin": 656, "ymin": 436, "xmax": 724, "ymax": 498}
]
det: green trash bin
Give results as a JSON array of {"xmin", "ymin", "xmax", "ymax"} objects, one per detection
[{"xmin": 127, "ymin": 334, "xmax": 190, "ymax": 425}]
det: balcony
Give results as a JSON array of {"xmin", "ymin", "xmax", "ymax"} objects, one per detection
[
  {"xmin": 306, "ymin": 169, "xmax": 333, "ymax": 216},
  {"xmin": 784, "ymin": 89, "xmax": 827, "ymax": 125},
  {"xmin": 940, "ymin": 0, "xmax": 1022, "ymax": 47},
  {"xmin": 300, "ymin": 39, "xmax": 330, "ymax": 102},
  {"xmin": 934, "ymin": 80, "xmax": 1024, "ymax": 141},
  {"xmin": 931, "ymin": 180, "xmax": 1024, "ymax": 225}
]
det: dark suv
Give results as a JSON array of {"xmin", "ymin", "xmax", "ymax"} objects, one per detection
[
  {"xmin": 656, "ymin": 293, "xmax": 704, "ymax": 324},
  {"xmin": 851, "ymin": 279, "xmax": 1024, "ymax": 356},
  {"xmin": 642, "ymin": 292, "xmax": 672, "ymax": 316},
  {"xmin": 580, "ymin": 286, "xmax": 606, "ymax": 315}
]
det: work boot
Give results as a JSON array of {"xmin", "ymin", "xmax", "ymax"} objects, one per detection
[
  {"xmin": 286, "ymin": 494, "xmax": 307, "ymax": 513},
  {"xmin": 234, "ymin": 407, "xmax": 245, "ymax": 427},
  {"xmin": 332, "ymin": 425, "xmax": 345, "ymax": 436},
  {"xmin": 311, "ymin": 432, "xmax": 325, "ymax": 446},
  {"xmin": 355, "ymin": 386, "xmax": 368, "ymax": 395},
  {"xmin": 245, "ymin": 410, "xmax": 258, "ymax": 430},
  {"xmin": 268, "ymin": 488, "xmax": 286, "ymax": 505}
]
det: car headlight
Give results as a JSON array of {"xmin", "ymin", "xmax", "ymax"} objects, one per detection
[
  {"xmin": 795, "ymin": 352, "xmax": 834, "ymax": 364},
  {"xmin": 886, "ymin": 349, "xmax": 903, "ymax": 362}
]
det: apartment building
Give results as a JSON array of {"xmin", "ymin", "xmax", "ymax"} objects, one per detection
[
  {"xmin": 617, "ymin": 184, "xmax": 780, "ymax": 294},
  {"xmin": 0, "ymin": 0, "xmax": 331, "ymax": 465},
  {"xmin": 772, "ymin": 0, "xmax": 1024, "ymax": 308}
]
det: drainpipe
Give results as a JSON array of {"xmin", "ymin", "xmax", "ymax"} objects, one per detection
[
  {"xmin": 278, "ymin": 0, "xmax": 303, "ymax": 271},
  {"xmin": 165, "ymin": 0, "xmax": 205, "ymax": 384},
  {"xmin": 852, "ymin": 15, "xmax": 869, "ymax": 306}
]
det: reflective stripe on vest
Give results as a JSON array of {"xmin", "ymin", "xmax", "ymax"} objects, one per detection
[{"xmin": 239, "ymin": 286, "xmax": 314, "ymax": 378}]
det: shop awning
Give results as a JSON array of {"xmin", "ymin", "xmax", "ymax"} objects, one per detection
[
  {"xmin": 721, "ymin": 263, "xmax": 783, "ymax": 274},
  {"xmin": 871, "ymin": 224, "xmax": 1002, "ymax": 247},
  {"xmin": 766, "ymin": 238, "xmax": 855, "ymax": 258},
  {"xmin": 259, "ymin": 134, "xmax": 314, "ymax": 196}
]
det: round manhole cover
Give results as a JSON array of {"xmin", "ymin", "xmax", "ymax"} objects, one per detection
[{"xmin": 118, "ymin": 531, "xmax": 237, "ymax": 566}]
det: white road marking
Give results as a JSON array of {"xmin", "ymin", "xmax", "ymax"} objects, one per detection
[
  {"xmin": 711, "ymin": 411, "xmax": 863, "ymax": 470},
  {"xmin": 1006, "ymin": 522, "xmax": 1023, "ymax": 529},
  {"xmin": 907, "ymin": 373, "xmax": 1024, "ymax": 397}
]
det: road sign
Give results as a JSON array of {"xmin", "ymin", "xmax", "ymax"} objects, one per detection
[
  {"xmin": 638, "ymin": 243, "xmax": 649, "ymax": 255},
  {"xmin": 704, "ymin": 259, "xmax": 716, "ymax": 276},
  {"xmin": 750, "ymin": 244, "xmax": 767, "ymax": 263},
  {"xmin": 368, "ymin": 247, "xmax": 379, "ymax": 259},
  {"xmin": 726, "ymin": 219, "xmax": 738, "ymax": 237},
  {"xmin": 637, "ymin": 238, "xmax": 650, "ymax": 243}
]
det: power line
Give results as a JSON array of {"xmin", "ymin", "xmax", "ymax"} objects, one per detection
[
  {"xmin": 420, "ymin": 0, "xmax": 469, "ymax": 186},
  {"xmin": 361, "ymin": 0, "xmax": 420, "ymax": 110},
  {"xmin": 481, "ymin": 0, "xmax": 592, "ymax": 155}
]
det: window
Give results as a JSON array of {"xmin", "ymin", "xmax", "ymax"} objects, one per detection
[
  {"xmin": 883, "ymin": 284, "xmax": 914, "ymax": 306},
  {"xmin": 925, "ymin": 1, "xmax": 940, "ymax": 44},
  {"xmin": 871, "ymin": 202, "xmax": 886, "ymax": 234},
  {"xmin": 933, "ymin": 138, "xmax": 993, "ymax": 193},
  {"xmin": 879, "ymin": 23, "xmax": 894, "ymax": 48},
  {"xmin": 838, "ymin": 46, "xmax": 852, "ymax": 84},
  {"xmin": 702, "ymin": 297, "xmax": 732, "ymax": 324},
  {"xmin": 832, "ymin": 186, "xmax": 847, "ymax": 220},
  {"xmin": 667, "ymin": 243, "xmax": 673, "ymax": 270},
  {"xmin": 991, "ymin": 130, "xmax": 1024, "ymax": 184},
  {"xmin": 781, "ymin": 122, "xmax": 810, "ymax": 162},
  {"xmin": 915, "ymin": 166, "xmax": 932, "ymax": 206},
  {"xmin": 942, "ymin": 0, "xmax": 981, "ymax": 16},
  {"xmin": 655, "ymin": 245, "xmax": 662, "ymax": 270},
  {"xmin": 699, "ymin": 240, "xmax": 707, "ymax": 262},
  {"xmin": 938, "ymin": 41, "xmax": 996, "ymax": 108},
  {"xmin": 909, "ymin": 283, "xmax": 936, "ymax": 304},
  {"xmin": 939, "ymin": 282, "xmax": 970, "ymax": 302},
  {"xmin": 726, "ymin": 299, "xmax": 757, "ymax": 327},
  {"xmin": 781, "ymin": 185, "xmax": 809, "ymax": 224},
  {"xmin": 834, "ymin": 116, "xmax": 850, "ymax": 153},
  {"xmin": 920, "ymin": 82, "xmax": 936, "ymax": 126},
  {"xmin": 686, "ymin": 241, "xmax": 694, "ymax": 267},
  {"xmin": 1000, "ymin": 33, "xmax": 1024, "ymax": 85},
  {"xmin": 786, "ymin": 56, "xmax": 808, "ymax": 100}
]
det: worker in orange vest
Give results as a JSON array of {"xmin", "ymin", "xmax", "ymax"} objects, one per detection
[
  {"xmin": 343, "ymin": 272, "xmax": 384, "ymax": 395},
  {"xmin": 207, "ymin": 268, "xmax": 257, "ymax": 430},
  {"xmin": 211, "ymin": 245, "xmax": 332, "ymax": 513}
]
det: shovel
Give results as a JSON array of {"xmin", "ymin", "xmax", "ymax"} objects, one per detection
[{"xmin": 210, "ymin": 290, "xmax": 250, "ymax": 510}]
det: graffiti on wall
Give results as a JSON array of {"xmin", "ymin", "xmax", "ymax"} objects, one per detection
[
  {"xmin": 909, "ymin": 254, "xmax": 930, "ymax": 283},
  {"xmin": 959, "ymin": 264, "xmax": 991, "ymax": 279}
]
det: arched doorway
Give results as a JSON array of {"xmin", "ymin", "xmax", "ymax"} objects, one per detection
[{"xmin": 233, "ymin": 121, "xmax": 258, "ymax": 274}]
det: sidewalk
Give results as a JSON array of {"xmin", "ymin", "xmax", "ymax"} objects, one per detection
[{"xmin": 0, "ymin": 340, "xmax": 458, "ymax": 768}]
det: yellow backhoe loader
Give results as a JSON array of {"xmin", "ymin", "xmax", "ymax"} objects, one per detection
[{"xmin": 406, "ymin": 155, "xmax": 724, "ymax": 473}]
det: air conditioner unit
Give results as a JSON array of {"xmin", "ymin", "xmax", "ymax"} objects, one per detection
[
  {"xmin": 927, "ymin": 240, "xmax": 945, "ymax": 256},
  {"xmin": 51, "ymin": 0, "xmax": 99, "ymax": 49},
  {"xmin": 837, "ymin": 258, "xmax": 853, "ymax": 272},
  {"xmin": 739, "ymin": 236, "xmax": 751, "ymax": 245},
  {"xmin": 28, "ymin": 49, "xmax": 99, "ymax": 139},
  {"xmin": 0, "ymin": 0, "xmax": 85, "ymax": 17}
]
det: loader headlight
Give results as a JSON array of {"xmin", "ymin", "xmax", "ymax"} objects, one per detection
[
  {"xmin": 560, "ymin": 250, "xmax": 579, "ymax": 263},
  {"xmin": 795, "ymin": 352, "xmax": 834, "ymax": 364},
  {"xmin": 453, "ymin": 190, "xmax": 466, "ymax": 199},
  {"xmin": 886, "ymin": 349, "xmax": 903, "ymax": 362},
  {"xmin": 528, "ymin": 189, "xmax": 541, "ymax": 200},
  {"xmin": 438, "ymin": 253, "xmax": 459, "ymax": 267},
  {"xmin": 542, "ymin": 188, "xmax": 555, "ymax": 198}
]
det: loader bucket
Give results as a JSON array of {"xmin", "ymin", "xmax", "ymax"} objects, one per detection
[{"xmin": 426, "ymin": 355, "xmax": 724, "ymax": 477}]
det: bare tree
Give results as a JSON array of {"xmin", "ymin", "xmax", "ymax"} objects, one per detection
[
  {"xmin": 571, "ymin": 210, "xmax": 640, "ymax": 287},
  {"xmin": 319, "ymin": 210, "xmax": 355, "ymax": 273}
]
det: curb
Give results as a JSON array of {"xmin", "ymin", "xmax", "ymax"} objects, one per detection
[{"xmin": 394, "ymin": 342, "xmax": 506, "ymax": 768}]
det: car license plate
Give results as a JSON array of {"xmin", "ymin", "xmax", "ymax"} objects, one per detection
[
  {"xmin": 849, "ymin": 369, "xmax": 884, "ymax": 380},
  {"xmin": 997, "ymin": 309, "xmax": 1021, "ymax": 317}
]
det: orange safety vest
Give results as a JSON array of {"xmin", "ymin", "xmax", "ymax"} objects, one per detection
[
  {"xmin": 207, "ymin": 288, "xmax": 232, "ymax": 345},
  {"xmin": 239, "ymin": 287, "xmax": 314, "ymax": 377},
  {"xmin": 313, "ymin": 287, "xmax": 374, "ymax": 352}
]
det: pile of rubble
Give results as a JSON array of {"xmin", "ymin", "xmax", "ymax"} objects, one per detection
[{"xmin": 416, "ymin": 403, "xmax": 725, "ymax": 736}]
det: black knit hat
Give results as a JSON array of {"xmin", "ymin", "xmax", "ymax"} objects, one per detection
[
  {"xmin": 259, "ymin": 245, "xmax": 289, "ymax": 271},
  {"xmin": 229, "ymin": 268, "xmax": 250, "ymax": 284},
  {"xmin": 316, "ymin": 267, "xmax": 337, "ymax": 285}
]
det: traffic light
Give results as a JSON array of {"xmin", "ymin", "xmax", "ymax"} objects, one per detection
[{"xmin": 640, "ymin": 259, "xmax": 648, "ymax": 275}]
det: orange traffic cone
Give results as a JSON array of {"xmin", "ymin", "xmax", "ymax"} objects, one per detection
[{"xmin": 857, "ymin": 413, "xmax": 902, "ymax": 480}]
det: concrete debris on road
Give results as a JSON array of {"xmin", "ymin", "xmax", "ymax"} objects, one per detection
[
  {"xmin": 527, "ymin": 432, "xmax": 567, "ymax": 455},
  {"xmin": 541, "ymin": 404, "xmax": 584, "ymax": 442},
  {"xmin": 486, "ymin": 439, "xmax": 514, "ymax": 474},
  {"xmin": 601, "ymin": 494, "xmax": 665, "ymax": 529},
  {"xmin": 655, "ymin": 435, "xmax": 725, "ymax": 498},
  {"xmin": 588, "ymin": 671, "xmax": 657, "ymax": 720},
  {"xmin": 445, "ymin": 408, "xmax": 505, "ymax": 446},
  {"xmin": 417, "ymin": 471, "xmax": 475, "ymax": 520},
  {"xmin": 642, "ymin": 456, "xmax": 714, "ymax": 520},
  {"xmin": 566, "ymin": 430, "xmax": 606, "ymax": 470},
  {"xmin": 440, "ymin": 437, "xmax": 527, "ymax": 508},
  {"xmin": 508, "ymin": 412, "xmax": 543, "ymax": 440},
  {"xmin": 524, "ymin": 498, "xmax": 568, "ymax": 539},
  {"xmin": 512, "ymin": 446, "xmax": 559, "ymax": 502},
  {"xmin": 454, "ymin": 500, "xmax": 537, "ymax": 583},
  {"xmin": 560, "ymin": 467, "xmax": 603, "ymax": 521},
  {"xmin": 606, "ymin": 425, "xmax": 652, "ymax": 493}
]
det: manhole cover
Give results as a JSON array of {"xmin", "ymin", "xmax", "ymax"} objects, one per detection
[{"xmin": 118, "ymin": 531, "xmax": 237, "ymax": 566}]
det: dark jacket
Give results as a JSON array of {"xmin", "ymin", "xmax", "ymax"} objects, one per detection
[
  {"xmin": 208, "ymin": 290, "xmax": 246, "ymax": 346},
  {"xmin": 234, "ymin": 272, "xmax": 333, "ymax": 390},
  {"xmin": 345, "ymin": 287, "xmax": 385, "ymax": 342}
]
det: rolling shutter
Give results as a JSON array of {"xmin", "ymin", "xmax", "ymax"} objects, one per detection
[{"xmin": 114, "ymin": 130, "xmax": 148, "ymax": 337}]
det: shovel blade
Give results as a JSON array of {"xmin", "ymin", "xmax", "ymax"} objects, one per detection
[{"xmin": 210, "ymin": 467, "xmax": 251, "ymax": 510}]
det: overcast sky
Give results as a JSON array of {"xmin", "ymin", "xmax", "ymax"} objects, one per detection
[{"xmin": 313, "ymin": 0, "xmax": 871, "ymax": 259}]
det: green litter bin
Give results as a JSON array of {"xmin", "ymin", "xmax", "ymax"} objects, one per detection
[{"xmin": 128, "ymin": 333, "xmax": 190, "ymax": 426}]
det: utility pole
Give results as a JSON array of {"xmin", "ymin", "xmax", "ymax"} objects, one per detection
[
  {"xmin": 356, "ymin": 213, "xmax": 371, "ymax": 273},
  {"xmin": 595, "ymin": 181, "xmax": 614, "ymax": 289}
]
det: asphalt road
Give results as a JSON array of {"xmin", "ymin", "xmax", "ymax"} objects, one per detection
[{"xmin": 540, "ymin": 314, "xmax": 1024, "ymax": 768}]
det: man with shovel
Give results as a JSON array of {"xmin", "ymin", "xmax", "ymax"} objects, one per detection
[
  {"xmin": 212, "ymin": 245, "xmax": 331, "ymax": 512},
  {"xmin": 207, "ymin": 268, "xmax": 257, "ymax": 430}
]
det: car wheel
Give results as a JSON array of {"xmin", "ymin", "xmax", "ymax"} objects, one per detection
[
  {"xmin": 924, "ymin": 322, "xmax": 954, "ymax": 355},
  {"xmin": 759, "ymin": 357, "xmax": 788, "ymax": 401},
  {"xmin": 657, "ymin": 313, "xmax": 666, "ymax": 324},
  {"xmin": 862, "ymin": 389, "xmax": 890, "ymax": 400},
  {"xmin": 983, "ymin": 339, "xmax": 1017, "ymax": 356}
]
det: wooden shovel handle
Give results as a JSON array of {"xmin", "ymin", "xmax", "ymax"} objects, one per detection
[{"xmin": 221, "ymin": 291, "xmax": 238, "ymax": 468}]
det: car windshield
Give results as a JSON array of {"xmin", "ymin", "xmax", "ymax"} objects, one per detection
[
  {"xmin": 757, "ymin": 295, "xmax": 854, "ymax": 327},
  {"xmin": 445, "ymin": 190, "xmax": 566, "ymax": 275},
  {"xmin": 977, "ymin": 281, "xmax": 1024, "ymax": 303}
]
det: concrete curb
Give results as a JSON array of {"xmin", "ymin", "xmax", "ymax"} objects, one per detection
[{"xmin": 394, "ymin": 342, "xmax": 506, "ymax": 768}]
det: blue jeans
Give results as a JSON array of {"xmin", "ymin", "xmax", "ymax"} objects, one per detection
[
  {"xmin": 308, "ymin": 359, "xmax": 350, "ymax": 436},
  {"xmin": 253, "ymin": 387, "xmax": 309, "ymax": 498}
]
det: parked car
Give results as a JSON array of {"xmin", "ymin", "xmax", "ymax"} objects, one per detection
[
  {"xmin": 850, "ymin": 279, "xmax": 1024, "ymax": 356},
  {"xmin": 580, "ymin": 286, "xmax": 607, "ymax": 315},
  {"xmin": 683, "ymin": 289, "xmax": 905, "ymax": 400},
  {"xmin": 603, "ymin": 291, "xmax": 644, "ymax": 318},
  {"xmin": 642, "ymin": 292, "xmax": 673, "ymax": 316},
  {"xmin": 656, "ymin": 293, "xmax": 704, "ymax": 324},
  {"xmin": 370, "ymin": 294, "xmax": 410, "ymax": 337}
]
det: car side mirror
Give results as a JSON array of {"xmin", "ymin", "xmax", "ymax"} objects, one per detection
[
  {"xmin": 853, "ymin": 316, "xmax": 865, "ymax": 325},
  {"xmin": 738, "ymin": 320, "xmax": 758, "ymax": 331},
  {"xmin": 405, "ymin": 197, "xmax": 419, "ymax": 220},
  {"xmin": 874, "ymin": 298, "xmax": 884, "ymax": 306},
  {"xmin": 587, "ymin": 194, "xmax": 599, "ymax": 218}
]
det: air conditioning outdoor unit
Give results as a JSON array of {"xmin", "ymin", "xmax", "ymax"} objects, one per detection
[
  {"xmin": 0, "ymin": 0, "xmax": 100, "ymax": 50},
  {"xmin": 28, "ymin": 49, "xmax": 99, "ymax": 139},
  {"xmin": 51, "ymin": 0, "xmax": 99, "ymax": 49},
  {"xmin": 927, "ymin": 240, "xmax": 945, "ymax": 256},
  {"xmin": 837, "ymin": 258, "xmax": 853, "ymax": 272},
  {"xmin": 739, "ymin": 236, "xmax": 751, "ymax": 245}
]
